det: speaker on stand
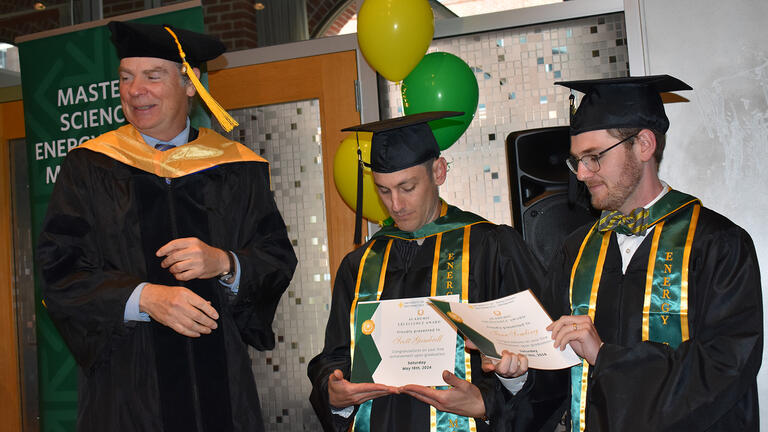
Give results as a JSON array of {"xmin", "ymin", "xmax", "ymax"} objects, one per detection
[{"xmin": 505, "ymin": 126, "xmax": 598, "ymax": 267}]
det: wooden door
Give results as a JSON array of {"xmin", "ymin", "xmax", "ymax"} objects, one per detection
[
  {"xmin": 209, "ymin": 50, "xmax": 362, "ymax": 282},
  {"xmin": 0, "ymin": 99, "xmax": 24, "ymax": 432}
]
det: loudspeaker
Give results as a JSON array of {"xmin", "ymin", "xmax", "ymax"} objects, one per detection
[{"xmin": 506, "ymin": 126, "xmax": 598, "ymax": 267}]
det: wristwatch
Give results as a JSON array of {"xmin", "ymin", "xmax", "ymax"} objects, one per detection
[{"xmin": 219, "ymin": 251, "xmax": 236, "ymax": 284}]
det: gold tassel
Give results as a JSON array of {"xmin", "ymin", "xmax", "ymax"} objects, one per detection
[{"xmin": 164, "ymin": 26, "xmax": 239, "ymax": 132}]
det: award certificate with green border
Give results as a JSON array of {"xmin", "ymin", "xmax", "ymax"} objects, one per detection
[
  {"xmin": 430, "ymin": 290, "xmax": 580, "ymax": 369},
  {"xmin": 351, "ymin": 295, "xmax": 459, "ymax": 386}
]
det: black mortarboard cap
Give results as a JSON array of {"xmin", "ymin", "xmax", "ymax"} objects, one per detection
[
  {"xmin": 108, "ymin": 21, "xmax": 225, "ymax": 67},
  {"xmin": 342, "ymin": 111, "xmax": 463, "ymax": 173},
  {"xmin": 341, "ymin": 111, "xmax": 463, "ymax": 244},
  {"xmin": 555, "ymin": 75, "xmax": 692, "ymax": 135}
]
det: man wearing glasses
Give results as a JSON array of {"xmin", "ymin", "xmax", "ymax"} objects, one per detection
[{"xmin": 490, "ymin": 75, "xmax": 762, "ymax": 431}]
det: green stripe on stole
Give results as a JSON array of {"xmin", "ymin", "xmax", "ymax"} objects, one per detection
[
  {"xmin": 351, "ymin": 219, "xmax": 485, "ymax": 431},
  {"xmin": 568, "ymin": 190, "xmax": 700, "ymax": 432},
  {"xmin": 642, "ymin": 201, "xmax": 699, "ymax": 346},
  {"xmin": 432, "ymin": 228, "xmax": 473, "ymax": 432}
]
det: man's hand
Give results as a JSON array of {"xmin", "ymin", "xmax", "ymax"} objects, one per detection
[
  {"xmin": 547, "ymin": 315, "xmax": 603, "ymax": 365},
  {"xmin": 156, "ymin": 237, "xmax": 229, "ymax": 281},
  {"xmin": 465, "ymin": 340, "xmax": 528, "ymax": 378},
  {"xmin": 140, "ymin": 283, "xmax": 219, "ymax": 337},
  {"xmin": 328, "ymin": 369, "xmax": 398, "ymax": 408},
  {"xmin": 398, "ymin": 370, "xmax": 485, "ymax": 418}
]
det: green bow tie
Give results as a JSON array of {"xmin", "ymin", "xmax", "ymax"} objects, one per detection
[{"xmin": 598, "ymin": 207, "xmax": 650, "ymax": 236}]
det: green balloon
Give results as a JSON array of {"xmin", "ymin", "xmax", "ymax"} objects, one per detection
[{"xmin": 401, "ymin": 52, "xmax": 479, "ymax": 150}]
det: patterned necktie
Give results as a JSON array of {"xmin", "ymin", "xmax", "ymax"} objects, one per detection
[
  {"xmin": 154, "ymin": 143, "xmax": 175, "ymax": 151},
  {"xmin": 598, "ymin": 207, "xmax": 650, "ymax": 236}
]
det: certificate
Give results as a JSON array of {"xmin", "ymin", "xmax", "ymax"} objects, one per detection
[
  {"xmin": 351, "ymin": 295, "xmax": 459, "ymax": 386},
  {"xmin": 429, "ymin": 290, "xmax": 580, "ymax": 370}
]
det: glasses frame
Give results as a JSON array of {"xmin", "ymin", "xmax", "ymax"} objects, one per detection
[{"xmin": 566, "ymin": 133, "xmax": 639, "ymax": 175}]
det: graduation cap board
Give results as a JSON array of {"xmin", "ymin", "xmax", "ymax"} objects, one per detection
[
  {"xmin": 555, "ymin": 75, "xmax": 692, "ymax": 135},
  {"xmin": 341, "ymin": 111, "xmax": 464, "ymax": 243},
  {"xmin": 108, "ymin": 21, "xmax": 238, "ymax": 131},
  {"xmin": 342, "ymin": 111, "xmax": 464, "ymax": 173}
]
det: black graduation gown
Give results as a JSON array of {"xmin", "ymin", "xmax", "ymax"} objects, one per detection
[
  {"xmin": 307, "ymin": 221, "xmax": 548, "ymax": 431},
  {"xmin": 533, "ymin": 205, "xmax": 762, "ymax": 431},
  {"xmin": 37, "ymin": 128, "xmax": 297, "ymax": 432}
]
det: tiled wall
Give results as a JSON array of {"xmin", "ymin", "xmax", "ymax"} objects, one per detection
[
  {"xmin": 381, "ymin": 12, "xmax": 629, "ymax": 225},
  {"xmin": 217, "ymin": 12, "xmax": 628, "ymax": 431},
  {"xmin": 218, "ymin": 99, "xmax": 328, "ymax": 430}
]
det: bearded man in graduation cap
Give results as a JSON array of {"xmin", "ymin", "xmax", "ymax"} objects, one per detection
[
  {"xmin": 307, "ymin": 112, "xmax": 547, "ymax": 431},
  {"xmin": 493, "ymin": 75, "xmax": 763, "ymax": 431},
  {"xmin": 36, "ymin": 21, "xmax": 297, "ymax": 432}
]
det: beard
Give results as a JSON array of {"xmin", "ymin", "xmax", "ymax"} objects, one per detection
[{"xmin": 590, "ymin": 151, "xmax": 642, "ymax": 211}]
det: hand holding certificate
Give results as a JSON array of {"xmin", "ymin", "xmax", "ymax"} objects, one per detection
[{"xmin": 429, "ymin": 290, "xmax": 580, "ymax": 369}]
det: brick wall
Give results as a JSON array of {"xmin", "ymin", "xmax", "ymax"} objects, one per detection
[
  {"xmin": 203, "ymin": 0, "xmax": 258, "ymax": 50},
  {"xmin": 1, "ymin": 0, "xmax": 351, "ymax": 50},
  {"xmin": 306, "ymin": 0, "xmax": 349, "ymax": 37},
  {"xmin": 322, "ymin": 2, "xmax": 355, "ymax": 36},
  {"xmin": 102, "ymin": 0, "xmax": 144, "ymax": 18},
  {"xmin": 1, "ymin": 9, "xmax": 60, "ymax": 44},
  {"xmin": 100, "ymin": 0, "xmax": 259, "ymax": 51},
  {"xmin": 0, "ymin": 0, "xmax": 18, "ymax": 15},
  {"xmin": 0, "ymin": 0, "xmax": 73, "ymax": 43},
  {"xmin": 0, "ymin": 0, "xmax": 68, "ymax": 15}
]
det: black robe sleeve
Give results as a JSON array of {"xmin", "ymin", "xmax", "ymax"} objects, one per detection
[
  {"xmin": 307, "ymin": 252, "xmax": 359, "ymax": 431},
  {"xmin": 37, "ymin": 151, "xmax": 143, "ymax": 371},
  {"xmin": 539, "ymin": 213, "xmax": 763, "ymax": 431},
  {"xmin": 471, "ymin": 226, "xmax": 568, "ymax": 432},
  {"xmin": 479, "ymin": 227, "xmax": 570, "ymax": 432},
  {"xmin": 226, "ymin": 163, "xmax": 297, "ymax": 350}
]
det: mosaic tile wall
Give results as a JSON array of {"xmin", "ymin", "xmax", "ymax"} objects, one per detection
[
  {"xmin": 381, "ymin": 12, "xmax": 630, "ymax": 226},
  {"xmin": 216, "ymin": 12, "xmax": 629, "ymax": 431},
  {"xmin": 217, "ymin": 99, "xmax": 328, "ymax": 431}
]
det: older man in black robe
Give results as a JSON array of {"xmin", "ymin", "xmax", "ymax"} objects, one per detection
[{"xmin": 37, "ymin": 21, "xmax": 296, "ymax": 432}]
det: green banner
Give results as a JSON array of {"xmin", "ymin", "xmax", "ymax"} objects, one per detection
[{"xmin": 17, "ymin": 7, "xmax": 207, "ymax": 431}]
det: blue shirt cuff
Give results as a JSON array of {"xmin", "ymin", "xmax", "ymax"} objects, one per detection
[
  {"xmin": 219, "ymin": 252, "xmax": 241, "ymax": 294},
  {"xmin": 497, "ymin": 371, "xmax": 528, "ymax": 395},
  {"xmin": 331, "ymin": 405, "xmax": 355, "ymax": 418},
  {"xmin": 124, "ymin": 283, "xmax": 151, "ymax": 322}
]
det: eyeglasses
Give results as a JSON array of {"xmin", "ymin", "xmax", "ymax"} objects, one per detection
[{"xmin": 566, "ymin": 133, "xmax": 638, "ymax": 175}]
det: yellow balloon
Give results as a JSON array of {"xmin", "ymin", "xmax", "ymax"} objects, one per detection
[
  {"xmin": 357, "ymin": 0, "xmax": 434, "ymax": 82},
  {"xmin": 333, "ymin": 132, "xmax": 390, "ymax": 223}
]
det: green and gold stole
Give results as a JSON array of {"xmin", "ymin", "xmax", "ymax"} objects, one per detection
[
  {"xmin": 350, "ymin": 201, "xmax": 491, "ymax": 432},
  {"xmin": 568, "ymin": 190, "xmax": 701, "ymax": 432}
]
